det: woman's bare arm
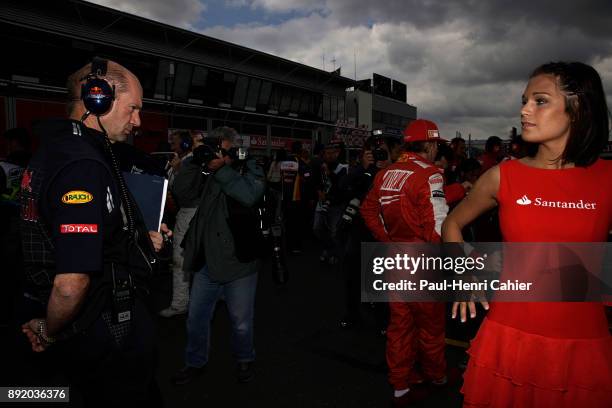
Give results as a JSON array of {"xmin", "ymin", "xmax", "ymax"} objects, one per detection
[
  {"xmin": 442, "ymin": 165, "xmax": 501, "ymax": 321},
  {"xmin": 442, "ymin": 165, "xmax": 500, "ymax": 241}
]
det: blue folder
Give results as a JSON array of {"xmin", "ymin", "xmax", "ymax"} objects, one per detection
[{"xmin": 122, "ymin": 171, "xmax": 168, "ymax": 232}]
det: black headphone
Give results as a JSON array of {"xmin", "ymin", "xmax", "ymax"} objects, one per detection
[
  {"xmin": 179, "ymin": 131, "xmax": 193, "ymax": 152},
  {"xmin": 80, "ymin": 57, "xmax": 115, "ymax": 116}
]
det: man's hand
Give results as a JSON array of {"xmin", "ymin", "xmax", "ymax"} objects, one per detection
[
  {"xmin": 207, "ymin": 159, "xmax": 225, "ymax": 171},
  {"xmin": 22, "ymin": 319, "xmax": 50, "ymax": 353},
  {"xmin": 206, "ymin": 152, "xmax": 226, "ymax": 172},
  {"xmin": 149, "ymin": 223, "xmax": 173, "ymax": 252}
]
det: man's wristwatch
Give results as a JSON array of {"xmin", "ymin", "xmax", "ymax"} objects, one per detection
[{"xmin": 37, "ymin": 319, "xmax": 56, "ymax": 345}]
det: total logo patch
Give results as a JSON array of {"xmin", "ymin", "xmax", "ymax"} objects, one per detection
[
  {"xmin": 62, "ymin": 190, "xmax": 93, "ymax": 204},
  {"xmin": 60, "ymin": 224, "xmax": 98, "ymax": 234}
]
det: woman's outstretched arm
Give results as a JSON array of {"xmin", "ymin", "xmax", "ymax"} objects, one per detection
[{"xmin": 442, "ymin": 165, "xmax": 501, "ymax": 321}]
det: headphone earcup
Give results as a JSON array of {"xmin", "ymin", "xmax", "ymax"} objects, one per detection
[
  {"xmin": 81, "ymin": 77, "xmax": 115, "ymax": 115},
  {"xmin": 180, "ymin": 135, "xmax": 193, "ymax": 152}
]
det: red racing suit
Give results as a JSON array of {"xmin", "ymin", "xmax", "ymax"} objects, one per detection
[{"xmin": 361, "ymin": 152, "xmax": 448, "ymax": 389}]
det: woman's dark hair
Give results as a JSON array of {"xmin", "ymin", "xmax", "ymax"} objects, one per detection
[
  {"xmin": 450, "ymin": 136, "xmax": 465, "ymax": 146},
  {"xmin": 530, "ymin": 62, "xmax": 610, "ymax": 166},
  {"xmin": 485, "ymin": 136, "xmax": 502, "ymax": 153}
]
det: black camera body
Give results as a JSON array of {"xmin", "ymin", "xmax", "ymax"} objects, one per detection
[
  {"xmin": 192, "ymin": 138, "xmax": 221, "ymax": 174},
  {"xmin": 225, "ymin": 146, "xmax": 248, "ymax": 162},
  {"xmin": 373, "ymin": 147, "xmax": 388, "ymax": 161},
  {"xmin": 339, "ymin": 197, "xmax": 361, "ymax": 229},
  {"xmin": 192, "ymin": 138, "xmax": 250, "ymax": 175},
  {"xmin": 372, "ymin": 135, "xmax": 388, "ymax": 162}
]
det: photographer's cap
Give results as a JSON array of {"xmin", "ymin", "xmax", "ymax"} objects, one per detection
[{"xmin": 402, "ymin": 119, "xmax": 447, "ymax": 143}]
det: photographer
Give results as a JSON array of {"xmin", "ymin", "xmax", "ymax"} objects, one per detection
[
  {"xmin": 313, "ymin": 141, "xmax": 348, "ymax": 265},
  {"xmin": 173, "ymin": 126, "xmax": 265, "ymax": 385},
  {"xmin": 338, "ymin": 135, "xmax": 400, "ymax": 331},
  {"xmin": 160, "ymin": 131, "xmax": 202, "ymax": 318},
  {"xmin": 281, "ymin": 142, "xmax": 316, "ymax": 254}
]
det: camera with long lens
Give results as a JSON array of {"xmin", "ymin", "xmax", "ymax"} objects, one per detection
[
  {"xmin": 319, "ymin": 199, "xmax": 330, "ymax": 213},
  {"xmin": 225, "ymin": 146, "xmax": 251, "ymax": 175},
  {"xmin": 258, "ymin": 193, "xmax": 288, "ymax": 284},
  {"xmin": 337, "ymin": 143, "xmax": 379, "ymax": 230},
  {"xmin": 225, "ymin": 146, "xmax": 249, "ymax": 162},
  {"xmin": 270, "ymin": 223, "xmax": 288, "ymax": 284},
  {"xmin": 339, "ymin": 197, "xmax": 361, "ymax": 230},
  {"xmin": 192, "ymin": 138, "xmax": 222, "ymax": 174},
  {"xmin": 192, "ymin": 137, "xmax": 252, "ymax": 174}
]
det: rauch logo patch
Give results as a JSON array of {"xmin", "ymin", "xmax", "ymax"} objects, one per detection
[{"xmin": 62, "ymin": 190, "xmax": 93, "ymax": 204}]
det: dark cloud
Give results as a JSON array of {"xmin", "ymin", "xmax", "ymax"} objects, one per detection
[
  {"xmin": 89, "ymin": 0, "xmax": 612, "ymax": 138},
  {"xmin": 89, "ymin": 0, "xmax": 206, "ymax": 28},
  {"xmin": 325, "ymin": 0, "xmax": 612, "ymax": 38}
]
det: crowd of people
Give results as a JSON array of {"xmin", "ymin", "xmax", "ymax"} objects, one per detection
[{"xmin": 1, "ymin": 59, "xmax": 610, "ymax": 408}]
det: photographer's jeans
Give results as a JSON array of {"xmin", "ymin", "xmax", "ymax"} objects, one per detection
[
  {"xmin": 170, "ymin": 207, "xmax": 198, "ymax": 310},
  {"xmin": 185, "ymin": 266, "xmax": 257, "ymax": 368},
  {"xmin": 313, "ymin": 203, "xmax": 344, "ymax": 257}
]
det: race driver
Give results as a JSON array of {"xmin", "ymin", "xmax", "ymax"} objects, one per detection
[{"xmin": 361, "ymin": 119, "xmax": 449, "ymax": 406}]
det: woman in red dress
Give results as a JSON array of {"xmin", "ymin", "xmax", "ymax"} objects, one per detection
[{"xmin": 442, "ymin": 61, "xmax": 612, "ymax": 407}]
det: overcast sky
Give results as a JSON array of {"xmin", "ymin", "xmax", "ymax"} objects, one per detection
[{"xmin": 91, "ymin": 0, "xmax": 612, "ymax": 140}]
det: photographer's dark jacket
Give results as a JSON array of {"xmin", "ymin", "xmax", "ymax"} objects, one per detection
[
  {"xmin": 20, "ymin": 119, "xmax": 157, "ymax": 333},
  {"xmin": 338, "ymin": 163, "xmax": 378, "ymax": 204},
  {"xmin": 171, "ymin": 160, "xmax": 204, "ymax": 209},
  {"xmin": 318, "ymin": 161, "xmax": 348, "ymax": 205},
  {"xmin": 182, "ymin": 158, "xmax": 265, "ymax": 283},
  {"xmin": 338, "ymin": 163, "xmax": 378, "ymax": 238}
]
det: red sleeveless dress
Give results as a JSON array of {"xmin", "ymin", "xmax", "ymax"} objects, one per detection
[{"xmin": 461, "ymin": 159, "xmax": 612, "ymax": 407}]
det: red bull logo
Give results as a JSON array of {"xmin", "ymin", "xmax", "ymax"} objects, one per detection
[
  {"xmin": 21, "ymin": 170, "xmax": 33, "ymax": 192},
  {"xmin": 88, "ymin": 86, "xmax": 108, "ymax": 100}
]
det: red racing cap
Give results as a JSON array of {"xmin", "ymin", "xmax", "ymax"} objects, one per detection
[{"xmin": 402, "ymin": 119, "xmax": 448, "ymax": 143}]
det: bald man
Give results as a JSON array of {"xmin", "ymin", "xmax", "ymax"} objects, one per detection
[{"xmin": 19, "ymin": 59, "xmax": 168, "ymax": 407}]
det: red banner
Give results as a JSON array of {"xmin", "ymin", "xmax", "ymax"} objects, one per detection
[{"xmin": 249, "ymin": 135, "xmax": 311, "ymax": 151}]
